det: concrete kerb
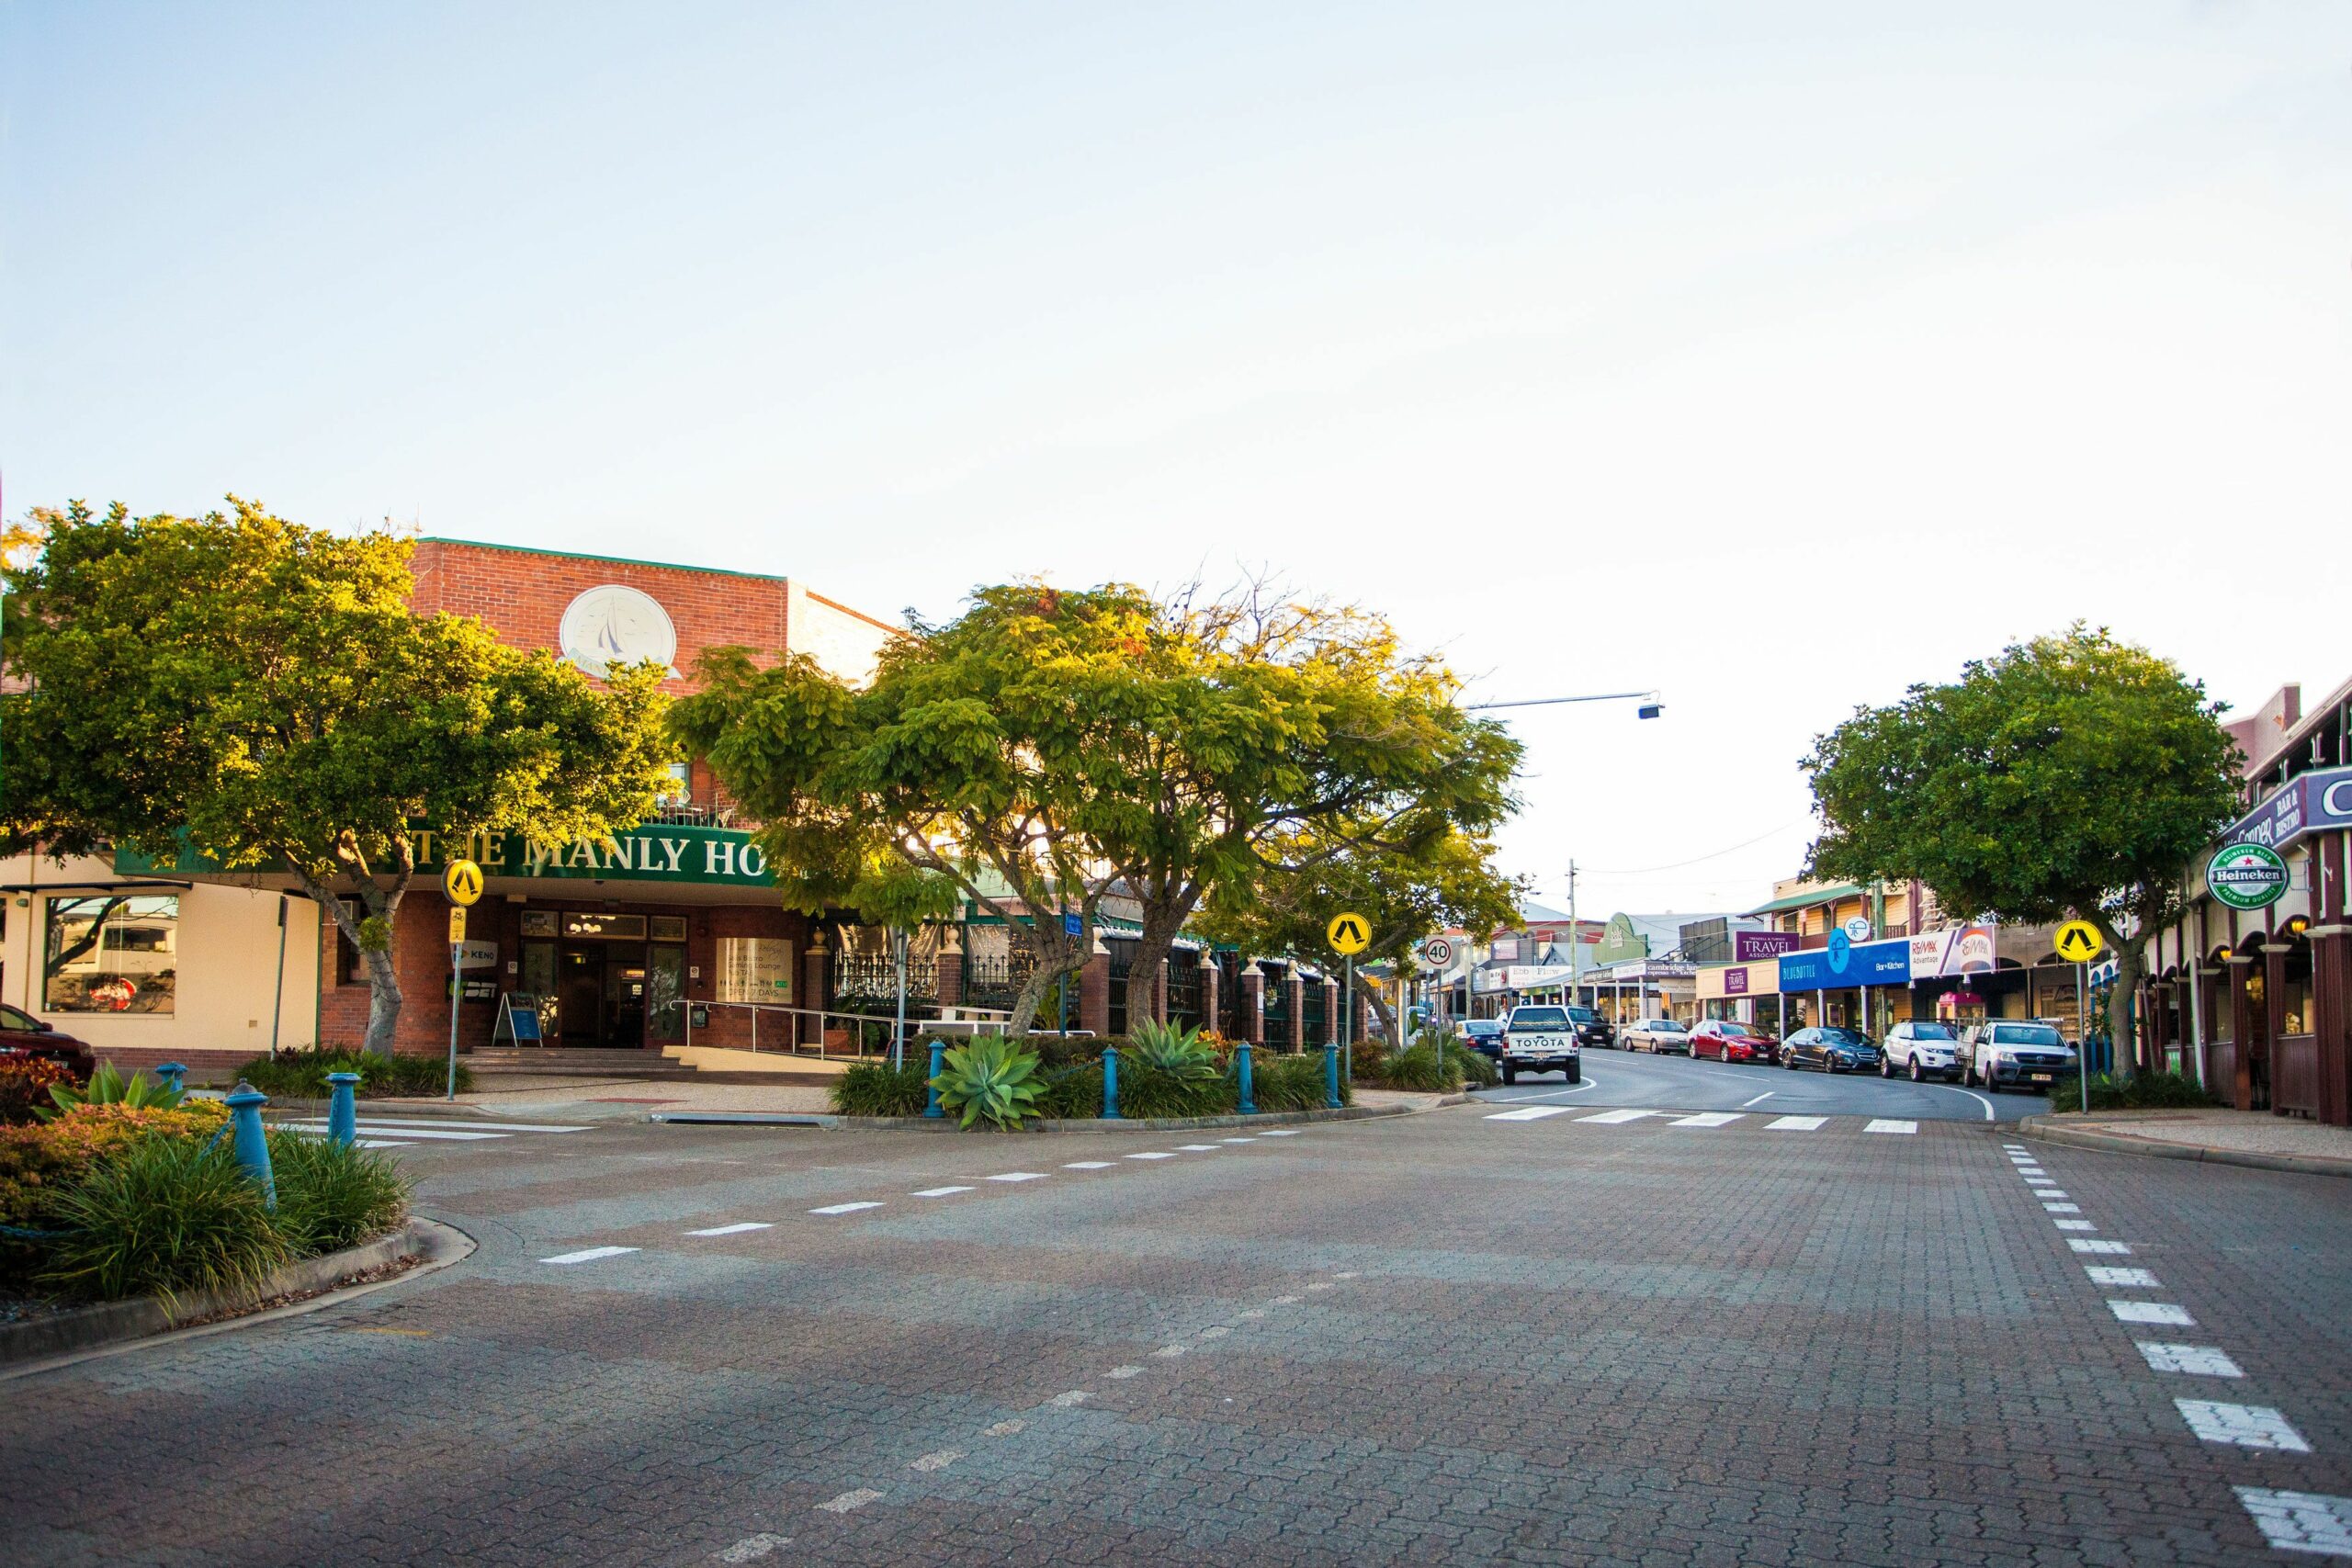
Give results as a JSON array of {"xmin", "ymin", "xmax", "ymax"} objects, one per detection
[
  {"xmin": 2018, "ymin": 1113, "xmax": 2352, "ymax": 1180},
  {"xmin": 650, "ymin": 1093, "xmax": 1474, "ymax": 1133},
  {"xmin": 0, "ymin": 1215, "xmax": 474, "ymax": 1377}
]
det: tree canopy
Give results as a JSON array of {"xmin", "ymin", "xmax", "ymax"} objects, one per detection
[
  {"xmin": 1, "ymin": 499, "xmax": 675, "ymax": 1054},
  {"xmin": 1802, "ymin": 626, "xmax": 2241, "ymax": 1066}
]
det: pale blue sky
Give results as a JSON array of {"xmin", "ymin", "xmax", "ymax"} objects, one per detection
[{"xmin": 6, "ymin": 2, "xmax": 2347, "ymax": 916}]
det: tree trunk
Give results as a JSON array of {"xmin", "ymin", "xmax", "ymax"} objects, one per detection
[
  {"xmin": 1007, "ymin": 925, "xmax": 1086, "ymax": 1037},
  {"xmin": 1363, "ymin": 984, "xmax": 1404, "ymax": 1050},
  {"xmin": 1124, "ymin": 895, "xmax": 1196, "ymax": 1031},
  {"xmin": 362, "ymin": 939, "xmax": 406, "ymax": 1057}
]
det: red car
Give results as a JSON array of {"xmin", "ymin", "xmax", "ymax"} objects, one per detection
[
  {"xmin": 0, "ymin": 1004, "xmax": 96, "ymax": 1077},
  {"xmin": 1690, "ymin": 1019, "xmax": 1778, "ymax": 1065}
]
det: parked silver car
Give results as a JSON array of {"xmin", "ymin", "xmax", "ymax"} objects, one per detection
[
  {"xmin": 1958, "ymin": 1021, "xmax": 2077, "ymax": 1091},
  {"xmin": 1882, "ymin": 1020, "xmax": 1962, "ymax": 1082}
]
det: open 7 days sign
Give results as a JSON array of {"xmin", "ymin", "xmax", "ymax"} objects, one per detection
[{"xmin": 2206, "ymin": 842, "xmax": 2290, "ymax": 911}]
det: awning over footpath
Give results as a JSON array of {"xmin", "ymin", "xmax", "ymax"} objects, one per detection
[{"xmin": 1739, "ymin": 884, "xmax": 1862, "ymax": 919}]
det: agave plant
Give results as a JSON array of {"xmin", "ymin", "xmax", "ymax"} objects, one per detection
[
  {"xmin": 1125, "ymin": 1021, "xmax": 1220, "ymax": 1082},
  {"xmin": 931, "ymin": 1038, "xmax": 1044, "ymax": 1131},
  {"xmin": 39, "ymin": 1059, "xmax": 186, "ymax": 1122}
]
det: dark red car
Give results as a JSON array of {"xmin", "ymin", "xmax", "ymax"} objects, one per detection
[
  {"xmin": 1690, "ymin": 1018, "xmax": 1779, "ymax": 1065},
  {"xmin": 0, "ymin": 1004, "xmax": 96, "ymax": 1077}
]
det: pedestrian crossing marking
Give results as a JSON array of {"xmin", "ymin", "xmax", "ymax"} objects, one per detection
[
  {"xmin": 1487, "ymin": 1106, "xmax": 1929, "ymax": 1134},
  {"xmin": 1671, "ymin": 1112, "xmax": 1743, "ymax": 1127},
  {"xmin": 1485, "ymin": 1105, "xmax": 1574, "ymax": 1122},
  {"xmin": 1863, "ymin": 1119, "xmax": 1917, "ymax": 1134},
  {"xmin": 685, "ymin": 1222, "xmax": 773, "ymax": 1236},
  {"xmin": 541, "ymin": 1246, "xmax": 637, "ymax": 1265},
  {"xmin": 2139, "ymin": 1343, "xmax": 2242, "ymax": 1378},
  {"xmin": 1765, "ymin": 1115, "xmax": 1827, "ymax": 1131},
  {"xmin": 1578, "ymin": 1109, "xmax": 1660, "ymax": 1124},
  {"xmin": 809, "ymin": 1201, "xmax": 884, "ymax": 1216}
]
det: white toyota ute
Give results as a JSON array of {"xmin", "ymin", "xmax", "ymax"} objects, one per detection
[{"xmin": 1498, "ymin": 1004, "xmax": 1582, "ymax": 1085}]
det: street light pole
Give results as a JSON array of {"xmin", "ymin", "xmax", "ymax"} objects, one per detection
[{"xmin": 1466, "ymin": 689, "xmax": 1663, "ymax": 716}]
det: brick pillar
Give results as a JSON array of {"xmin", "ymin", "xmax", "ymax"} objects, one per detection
[
  {"xmin": 1080, "ymin": 951, "xmax": 1112, "ymax": 1035},
  {"xmin": 803, "ymin": 940, "xmax": 831, "ymax": 1047},
  {"xmin": 1320, "ymin": 978, "xmax": 1340, "ymax": 1045},
  {"xmin": 2319, "ymin": 828, "xmax": 2352, "ymax": 1127},
  {"xmin": 1285, "ymin": 973, "xmax": 1306, "ymax": 1053},
  {"xmin": 935, "ymin": 939, "xmax": 964, "ymax": 1011},
  {"xmin": 1240, "ymin": 964, "xmax": 1265, "ymax": 1044},
  {"xmin": 1199, "ymin": 953, "xmax": 1221, "ymax": 1039},
  {"xmin": 1154, "ymin": 959, "xmax": 1170, "ymax": 1025}
]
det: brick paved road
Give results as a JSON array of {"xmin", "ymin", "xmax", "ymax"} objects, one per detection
[{"xmin": 5, "ymin": 1100, "xmax": 2346, "ymax": 1566}]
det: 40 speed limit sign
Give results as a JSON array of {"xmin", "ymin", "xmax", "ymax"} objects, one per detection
[{"xmin": 1415, "ymin": 936, "xmax": 1455, "ymax": 971}]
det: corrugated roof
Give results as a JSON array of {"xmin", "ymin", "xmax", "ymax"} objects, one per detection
[{"xmin": 1738, "ymin": 884, "xmax": 1863, "ymax": 919}]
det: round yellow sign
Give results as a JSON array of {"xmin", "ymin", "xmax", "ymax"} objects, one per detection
[
  {"xmin": 2053, "ymin": 919, "xmax": 2103, "ymax": 963},
  {"xmin": 1327, "ymin": 911, "xmax": 1371, "ymax": 955},
  {"xmin": 442, "ymin": 859, "xmax": 485, "ymax": 908}
]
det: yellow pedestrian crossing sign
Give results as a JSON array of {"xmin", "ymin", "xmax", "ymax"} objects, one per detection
[
  {"xmin": 1327, "ymin": 911, "xmax": 1371, "ymax": 955},
  {"xmin": 2054, "ymin": 919, "xmax": 2103, "ymax": 963},
  {"xmin": 442, "ymin": 858, "xmax": 484, "ymax": 907}
]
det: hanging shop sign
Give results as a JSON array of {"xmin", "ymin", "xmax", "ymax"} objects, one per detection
[
  {"xmin": 2206, "ymin": 842, "xmax": 2290, "ymax": 910},
  {"xmin": 1777, "ymin": 935, "xmax": 1910, "ymax": 992},
  {"xmin": 1909, "ymin": 922, "xmax": 1998, "ymax": 977}
]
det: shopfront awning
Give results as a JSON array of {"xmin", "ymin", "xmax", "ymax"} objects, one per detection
[{"xmin": 1739, "ymin": 885, "xmax": 1862, "ymax": 919}]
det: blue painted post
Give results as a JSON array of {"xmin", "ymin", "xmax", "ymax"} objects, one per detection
[
  {"xmin": 1102, "ymin": 1045, "xmax": 1121, "ymax": 1120},
  {"xmin": 1236, "ymin": 1041, "xmax": 1256, "ymax": 1115},
  {"xmin": 1323, "ymin": 1044, "xmax": 1340, "ymax": 1109},
  {"xmin": 326, "ymin": 1071, "xmax": 361, "ymax": 1146},
  {"xmin": 223, "ymin": 1082, "xmax": 277, "ymax": 1210},
  {"xmin": 152, "ymin": 1062, "xmax": 187, "ymax": 1099},
  {"xmin": 924, "ymin": 1040, "xmax": 946, "ymax": 1119}
]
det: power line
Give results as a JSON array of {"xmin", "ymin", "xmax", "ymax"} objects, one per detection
[{"xmin": 1577, "ymin": 818, "xmax": 1809, "ymax": 875}]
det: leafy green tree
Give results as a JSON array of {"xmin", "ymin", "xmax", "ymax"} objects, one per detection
[
  {"xmin": 1197, "ymin": 817, "xmax": 1522, "ymax": 1047},
  {"xmin": 1802, "ymin": 627, "xmax": 2240, "ymax": 1069},
  {"xmin": 1103, "ymin": 584, "xmax": 1522, "ymax": 1028},
  {"xmin": 2, "ymin": 499, "xmax": 674, "ymax": 1055},
  {"xmin": 671, "ymin": 584, "xmax": 1176, "ymax": 1033}
]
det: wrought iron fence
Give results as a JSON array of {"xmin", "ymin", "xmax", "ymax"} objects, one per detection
[
  {"xmin": 961, "ymin": 950, "xmax": 1035, "ymax": 1014},
  {"xmin": 1261, "ymin": 964, "xmax": 1292, "ymax": 1048},
  {"xmin": 833, "ymin": 952, "xmax": 938, "ymax": 1010},
  {"xmin": 1301, "ymin": 977, "xmax": 1328, "ymax": 1044},
  {"xmin": 1216, "ymin": 954, "xmax": 1246, "ymax": 1041},
  {"xmin": 1106, "ymin": 940, "xmax": 1136, "ymax": 1036},
  {"xmin": 1165, "ymin": 959, "xmax": 1204, "ymax": 1032}
]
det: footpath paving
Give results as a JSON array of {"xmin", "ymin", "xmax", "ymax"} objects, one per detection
[
  {"xmin": 2028, "ymin": 1109, "xmax": 2352, "ymax": 1179},
  {"xmin": 3, "ymin": 1101, "xmax": 2347, "ymax": 1565}
]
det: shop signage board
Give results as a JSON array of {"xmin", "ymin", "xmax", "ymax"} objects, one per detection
[
  {"xmin": 1733, "ymin": 931, "xmax": 1798, "ymax": 962},
  {"xmin": 1909, "ymin": 923, "xmax": 1998, "ymax": 977},
  {"xmin": 1777, "ymin": 935, "xmax": 1909, "ymax": 992},
  {"xmin": 1842, "ymin": 916, "xmax": 1873, "ymax": 942},
  {"xmin": 1592, "ymin": 913, "xmax": 1650, "ymax": 966},
  {"xmin": 2222, "ymin": 765, "xmax": 2352, "ymax": 854},
  {"xmin": 117, "ymin": 821, "xmax": 781, "ymax": 889},
  {"xmin": 1724, "ymin": 967, "xmax": 1750, "ymax": 996},
  {"xmin": 2206, "ymin": 842, "xmax": 2289, "ymax": 910}
]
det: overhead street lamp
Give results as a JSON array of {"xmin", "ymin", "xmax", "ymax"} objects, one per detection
[{"xmin": 1465, "ymin": 689, "xmax": 1663, "ymax": 719}]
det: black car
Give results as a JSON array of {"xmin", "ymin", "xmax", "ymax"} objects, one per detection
[
  {"xmin": 0, "ymin": 1004, "xmax": 96, "ymax": 1077},
  {"xmin": 1458, "ymin": 1018, "xmax": 1506, "ymax": 1060},
  {"xmin": 1781, "ymin": 1026, "xmax": 1883, "ymax": 1074},
  {"xmin": 1563, "ymin": 1005, "xmax": 1616, "ymax": 1049}
]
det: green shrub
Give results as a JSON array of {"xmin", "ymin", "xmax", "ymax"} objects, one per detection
[
  {"xmin": 36, "ymin": 1058, "xmax": 185, "ymax": 1121},
  {"xmin": 1453, "ymin": 1047, "xmax": 1501, "ymax": 1088},
  {"xmin": 2048, "ymin": 1069, "xmax": 2219, "ymax": 1113},
  {"xmin": 1248, "ymin": 1052, "xmax": 1335, "ymax": 1112},
  {"xmin": 266, "ymin": 1130, "xmax": 413, "ymax": 1254},
  {"xmin": 1126, "ymin": 1021, "xmax": 1220, "ymax": 1081},
  {"xmin": 0, "ymin": 1101, "xmax": 233, "ymax": 1286},
  {"xmin": 235, "ymin": 1047, "xmax": 471, "ymax": 1100},
  {"xmin": 830, "ymin": 1059, "xmax": 932, "ymax": 1118},
  {"xmin": 1378, "ymin": 1040, "xmax": 1466, "ymax": 1093},
  {"xmin": 1035, "ymin": 1062, "xmax": 1105, "ymax": 1119},
  {"xmin": 37, "ymin": 1137, "xmax": 289, "ymax": 1305},
  {"xmin": 1027, "ymin": 1033, "xmax": 1108, "ymax": 1069},
  {"xmin": 932, "ymin": 1038, "xmax": 1044, "ymax": 1130}
]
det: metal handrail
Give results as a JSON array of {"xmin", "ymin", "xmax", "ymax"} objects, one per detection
[{"xmin": 682, "ymin": 998, "xmax": 1012, "ymax": 1060}]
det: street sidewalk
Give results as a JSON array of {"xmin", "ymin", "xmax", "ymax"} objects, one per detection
[{"xmin": 2024, "ymin": 1106, "xmax": 2352, "ymax": 1179}]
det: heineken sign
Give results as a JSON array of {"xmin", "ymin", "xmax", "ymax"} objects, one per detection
[{"xmin": 2206, "ymin": 842, "xmax": 2288, "ymax": 910}]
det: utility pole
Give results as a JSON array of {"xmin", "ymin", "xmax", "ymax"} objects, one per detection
[{"xmin": 1566, "ymin": 860, "xmax": 1579, "ymax": 1010}]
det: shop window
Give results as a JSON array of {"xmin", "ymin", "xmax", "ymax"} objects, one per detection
[
  {"xmin": 716, "ymin": 937, "xmax": 794, "ymax": 1004},
  {"xmin": 658, "ymin": 761, "xmax": 692, "ymax": 806},
  {"xmin": 45, "ymin": 894, "xmax": 179, "ymax": 1014}
]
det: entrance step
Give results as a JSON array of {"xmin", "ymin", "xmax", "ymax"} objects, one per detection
[{"xmin": 467, "ymin": 1046, "xmax": 861, "ymax": 1082}]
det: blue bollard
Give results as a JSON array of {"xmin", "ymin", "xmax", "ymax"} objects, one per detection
[
  {"xmin": 223, "ymin": 1082, "xmax": 277, "ymax": 1211},
  {"xmin": 326, "ymin": 1071, "xmax": 361, "ymax": 1146},
  {"xmin": 152, "ymin": 1062, "xmax": 187, "ymax": 1099},
  {"xmin": 1323, "ymin": 1044, "xmax": 1340, "ymax": 1109},
  {"xmin": 924, "ymin": 1040, "xmax": 945, "ymax": 1119},
  {"xmin": 1236, "ymin": 1042, "xmax": 1256, "ymax": 1115},
  {"xmin": 1102, "ymin": 1045, "xmax": 1121, "ymax": 1120}
]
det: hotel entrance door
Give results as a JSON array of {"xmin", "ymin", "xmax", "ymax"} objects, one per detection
[{"xmin": 559, "ymin": 942, "xmax": 649, "ymax": 1048}]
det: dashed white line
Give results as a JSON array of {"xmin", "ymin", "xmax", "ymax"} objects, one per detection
[
  {"xmin": 1047, "ymin": 1390, "xmax": 1091, "ymax": 1407},
  {"xmin": 1305, "ymin": 1281, "xmax": 1334, "ymax": 1292},
  {"xmin": 982, "ymin": 1420, "xmax": 1025, "ymax": 1437},
  {"xmin": 1063, "ymin": 1161, "xmax": 1114, "ymax": 1169},
  {"xmin": 1739, "ymin": 1092, "xmax": 1776, "ymax": 1108},
  {"xmin": 1270, "ymin": 1294, "xmax": 1301, "ymax": 1305},
  {"xmin": 1864, "ymin": 1119, "xmax": 1917, "ymax": 1135},
  {"xmin": 911, "ymin": 1186, "xmax": 975, "ymax": 1198},
  {"xmin": 2139, "ymin": 1343, "xmax": 2244, "ymax": 1378},
  {"xmin": 1198, "ymin": 1325, "xmax": 1230, "ymax": 1339},
  {"xmin": 1125, "ymin": 1152, "xmax": 1178, "ymax": 1161},
  {"xmin": 2035, "ymin": 1190, "xmax": 2070, "ymax": 1200},
  {"xmin": 2069, "ymin": 1239, "xmax": 2132, "ymax": 1255},
  {"xmin": 985, "ymin": 1172, "xmax": 1047, "ymax": 1182},
  {"xmin": 1236, "ymin": 1309, "xmax": 1266, "ymax": 1320},
  {"xmin": 718, "ymin": 1533, "xmax": 792, "ymax": 1562},
  {"xmin": 684, "ymin": 1223, "xmax": 773, "ymax": 1237},
  {"xmin": 1176, "ymin": 1144, "xmax": 1222, "ymax": 1152},
  {"xmin": 1106, "ymin": 1365, "xmax": 1145, "ymax": 1379},
  {"xmin": 2236, "ymin": 1487, "xmax": 2352, "ymax": 1556},
  {"xmin": 2085, "ymin": 1266, "xmax": 2156, "ymax": 1288},
  {"xmin": 2177, "ymin": 1400, "xmax": 2310, "ymax": 1452},
  {"xmin": 2053, "ymin": 1219, "xmax": 2096, "ymax": 1231},
  {"xmin": 2110, "ymin": 1300, "xmax": 2195, "ymax": 1325},
  {"xmin": 540, "ymin": 1246, "xmax": 639, "ymax": 1266},
  {"xmin": 1672, "ymin": 1112, "xmax": 1744, "ymax": 1128},
  {"xmin": 1766, "ymin": 1115, "xmax": 1827, "ymax": 1131},
  {"xmin": 1219, "ymin": 1137, "xmax": 1258, "ymax": 1144},
  {"xmin": 1334, "ymin": 1270, "xmax": 1361, "ymax": 1279},
  {"xmin": 810, "ymin": 1201, "xmax": 885, "ymax": 1216},
  {"xmin": 1579, "ymin": 1109, "xmax": 1660, "ymax": 1124},
  {"xmin": 2043, "ymin": 1202, "xmax": 2082, "ymax": 1213},
  {"xmin": 1151, "ymin": 1345, "xmax": 1188, "ymax": 1359},
  {"xmin": 1258, "ymin": 1129, "xmax": 1305, "ymax": 1137},
  {"xmin": 909, "ymin": 1449, "xmax": 963, "ymax": 1472},
  {"xmin": 1485, "ymin": 1105, "xmax": 1572, "ymax": 1122},
  {"xmin": 816, "ymin": 1488, "xmax": 883, "ymax": 1514}
]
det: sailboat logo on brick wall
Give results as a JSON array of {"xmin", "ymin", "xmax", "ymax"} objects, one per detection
[{"xmin": 559, "ymin": 585, "xmax": 679, "ymax": 679}]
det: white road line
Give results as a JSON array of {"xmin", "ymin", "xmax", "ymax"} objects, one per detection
[
  {"xmin": 809, "ymin": 1201, "xmax": 884, "ymax": 1215},
  {"xmin": 2017, "ymin": 1167, "xmax": 2048, "ymax": 1177},
  {"xmin": 2054, "ymin": 1219, "xmax": 2096, "ymax": 1231},
  {"xmin": 981, "ymin": 1420, "xmax": 1025, "ymax": 1437},
  {"xmin": 2236, "ymin": 1487, "xmax": 2352, "ymax": 1556},
  {"xmin": 1047, "ymin": 1390, "xmax": 1090, "ymax": 1407},
  {"xmin": 986, "ymin": 1172, "xmax": 1048, "ymax": 1182},
  {"xmin": 1863, "ymin": 1120, "xmax": 1917, "ymax": 1135},
  {"xmin": 2069, "ymin": 1239, "xmax": 2132, "ymax": 1255},
  {"xmin": 815, "ymin": 1489, "xmax": 883, "ymax": 1514},
  {"xmin": 1124, "ymin": 1152, "xmax": 1177, "ymax": 1160},
  {"xmin": 1151, "ymin": 1345, "xmax": 1188, "ymax": 1358},
  {"xmin": 1672, "ymin": 1111, "xmax": 1744, "ymax": 1127},
  {"xmin": 1062, "ymin": 1161, "xmax": 1114, "ymax": 1169},
  {"xmin": 283, "ymin": 1124, "xmax": 507, "ymax": 1142},
  {"xmin": 1258, "ymin": 1129, "xmax": 1305, "ymax": 1136},
  {"xmin": 1578, "ymin": 1109, "xmax": 1660, "ymax": 1124},
  {"xmin": 1765, "ymin": 1114, "xmax": 1827, "ymax": 1131},
  {"xmin": 1305, "ymin": 1281, "xmax": 1334, "ymax": 1292},
  {"xmin": 540, "ymin": 1246, "xmax": 638, "ymax": 1265},
  {"xmin": 685, "ymin": 1223, "xmax": 773, "ymax": 1236},
  {"xmin": 909, "ymin": 1450, "xmax": 962, "ymax": 1472},
  {"xmin": 2085, "ymin": 1266, "xmax": 2158, "ymax": 1288},
  {"xmin": 2110, "ymin": 1300, "xmax": 2195, "ymax": 1325},
  {"xmin": 283, "ymin": 1117, "xmax": 594, "ymax": 1134},
  {"xmin": 2138, "ymin": 1343, "xmax": 2244, "ymax": 1378},
  {"xmin": 718, "ymin": 1533, "xmax": 792, "ymax": 1562},
  {"xmin": 1930, "ymin": 1083, "xmax": 1996, "ymax": 1121},
  {"xmin": 1107, "ymin": 1365, "xmax": 1145, "ymax": 1379},
  {"xmin": 1739, "ymin": 1092, "xmax": 1775, "ymax": 1108},
  {"xmin": 1484, "ymin": 1105, "xmax": 1573, "ymax": 1122},
  {"xmin": 2177, "ymin": 1400, "xmax": 2310, "ymax": 1452},
  {"xmin": 1271, "ymin": 1294, "xmax": 1301, "ymax": 1304},
  {"xmin": 1198, "ymin": 1325, "xmax": 1230, "ymax": 1339},
  {"xmin": 1488, "ymin": 1080, "xmax": 1598, "ymax": 1103},
  {"xmin": 1175, "ymin": 1144, "xmax": 1222, "ymax": 1152},
  {"xmin": 1334, "ymin": 1270, "xmax": 1361, "ymax": 1279},
  {"xmin": 1236, "ymin": 1309, "xmax": 1266, "ymax": 1320},
  {"xmin": 2035, "ymin": 1190, "xmax": 2070, "ymax": 1200},
  {"xmin": 2042, "ymin": 1201, "xmax": 2082, "ymax": 1213},
  {"xmin": 1220, "ymin": 1137, "xmax": 1258, "ymax": 1143},
  {"xmin": 356, "ymin": 1139, "xmax": 420, "ymax": 1149},
  {"xmin": 911, "ymin": 1186, "xmax": 975, "ymax": 1198}
]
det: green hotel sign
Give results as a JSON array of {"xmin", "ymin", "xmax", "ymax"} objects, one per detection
[
  {"xmin": 115, "ymin": 822, "xmax": 778, "ymax": 889},
  {"xmin": 2205, "ymin": 842, "xmax": 2287, "ymax": 911}
]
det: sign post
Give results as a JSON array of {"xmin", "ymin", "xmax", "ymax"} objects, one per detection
[
  {"xmin": 1329, "ymin": 913, "xmax": 1370, "ymax": 1089},
  {"xmin": 2055, "ymin": 919, "xmax": 2105, "ymax": 1111},
  {"xmin": 443, "ymin": 860, "xmax": 483, "ymax": 1100}
]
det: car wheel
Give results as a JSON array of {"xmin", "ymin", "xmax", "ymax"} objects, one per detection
[
  {"xmin": 1908, "ymin": 1057, "xmax": 1924, "ymax": 1083},
  {"xmin": 1502, "ymin": 1065, "xmax": 1516, "ymax": 1085},
  {"xmin": 1880, "ymin": 1055, "xmax": 1893, "ymax": 1078},
  {"xmin": 1565, "ymin": 1062, "xmax": 1580, "ymax": 1084},
  {"xmin": 1784, "ymin": 1053, "xmax": 1797, "ymax": 1070}
]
